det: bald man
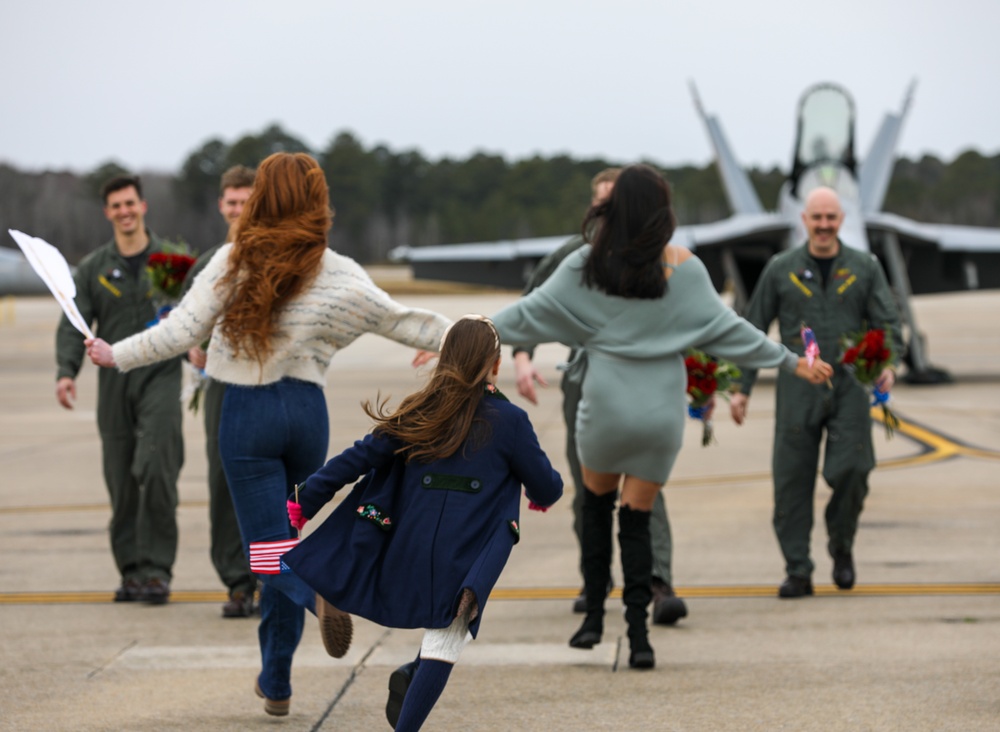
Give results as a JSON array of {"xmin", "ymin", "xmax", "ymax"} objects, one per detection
[{"xmin": 730, "ymin": 187, "xmax": 902, "ymax": 598}]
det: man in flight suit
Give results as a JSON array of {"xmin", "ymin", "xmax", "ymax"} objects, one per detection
[
  {"xmin": 730, "ymin": 187, "xmax": 902, "ymax": 598},
  {"xmin": 55, "ymin": 176, "xmax": 184, "ymax": 604},
  {"xmin": 183, "ymin": 165, "xmax": 258, "ymax": 617}
]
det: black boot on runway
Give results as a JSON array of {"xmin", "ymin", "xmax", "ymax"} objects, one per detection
[
  {"xmin": 569, "ymin": 489, "xmax": 617, "ymax": 649},
  {"xmin": 619, "ymin": 504, "xmax": 655, "ymax": 669}
]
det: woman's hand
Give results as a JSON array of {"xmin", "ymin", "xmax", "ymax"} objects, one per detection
[
  {"xmin": 794, "ymin": 356, "xmax": 833, "ymax": 384},
  {"xmin": 188, "ymin": 346, "xmax": 207, "ymax": 370},
  {"xmin": 729, "ymin": 392, "xmax": 748, "ymax": 425},
  {"xmin": 411, "ymin": 350, "xmax": 437, "ymax": 368},
  {"xmin": 513, "ymin": 351, "xmax": 547, "ymax": 405},
  {"xmin": 84, "ymin": 338, "xmax": 116, "ymax": 368}
]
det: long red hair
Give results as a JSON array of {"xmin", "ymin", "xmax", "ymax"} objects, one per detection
[{"xmin": 218, "ymin": 153, "xmax": 333, "ymax": 364}]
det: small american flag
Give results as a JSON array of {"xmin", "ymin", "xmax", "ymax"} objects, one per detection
[{"xmin": 249, "ymin": 538, "xmax": 300, "ymax": 574}]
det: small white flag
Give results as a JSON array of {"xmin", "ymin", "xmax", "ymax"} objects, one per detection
[{"xmin": 8, "ymin": 229, "xmax": 94, "ymax": 339}]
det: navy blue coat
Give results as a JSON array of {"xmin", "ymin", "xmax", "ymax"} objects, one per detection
[{"xmin": 283, "ymin": 393, "xmax": 562, "ymax": 637}]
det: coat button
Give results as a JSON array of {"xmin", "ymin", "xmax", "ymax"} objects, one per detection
[
  {"xmin": 470, "ymin": 480, "xmax": 481, "ymax": 489},
  {"xmin": 422, "ymin": 476, "xmax": 432, "ymax": 485}
]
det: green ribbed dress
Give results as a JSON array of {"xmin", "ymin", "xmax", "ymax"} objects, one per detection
[{"xmin": 492, "ymin": 245, "xmax": 799, "ymax": 484}]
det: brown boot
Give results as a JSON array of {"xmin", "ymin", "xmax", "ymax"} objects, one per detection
[
  {"xmin": 222, "ymin": 589, "xmax": 257, "ymax": 618},
  {"xmin": 254, "ymin": 678, "xmax": 290, "ymax": 717},
  {"xmin": 140, "ymin": 578, "xmax": 170, "ymax": 605},
  {"xmin": 316, "ymin": 593, "xmax": 353, "ymax": 658},
  {"xmin": 651, "ymin": 577, "xmax": 688, "ymax": 625}
]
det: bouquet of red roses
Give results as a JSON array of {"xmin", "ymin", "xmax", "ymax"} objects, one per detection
[
  {"xmin": 840, "ymin": 328, "xmax": 899, "ymax": 438},
  {"xmin": 146, "ymin": 240, "xmax": 195, "ymax": 319},
  {"xmin": 685, "ymin": 349, "xmax": 742, "ymax": 446}
]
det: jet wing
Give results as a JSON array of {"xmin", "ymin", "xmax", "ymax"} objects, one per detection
[
  {"xmin": 389, "ymin": 214, "xmax": 795, "ymax": 292},
  {"xmin": 672, "ymin": 213, "xmax": 793, "ymax": 298},
  {"xmin": 865, "ymin": 212, "xmax": 1000, "ymax": 293},
  {"xmin": 867, "ymin": 212, "xmax": 1000, "ymax": 252},
  {"xmin": 671, "ymin": 212, "xmax": 791, "ymax": 249},
  {"xmin": 388, "ymin": 235, "xmax": 570, "ymax": 289}
]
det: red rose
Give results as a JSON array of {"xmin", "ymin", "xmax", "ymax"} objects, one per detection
[
  {"xmin": 842, "ymin": 346, "xmax": 859, "ymax": 365},
  {"xmin": 860, "ymin": 330, "xmax": 885, "ymax": 360},
  {"xmin": 170, "ymin": 254, "xmax": 195, "ymax": 275}
]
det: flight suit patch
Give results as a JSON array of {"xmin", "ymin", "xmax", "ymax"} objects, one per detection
[
  {"xmin": 98, "ymin": 273, "xmax": 122, "ymax": 297},
  {"xmin": 788, "ymin": 272, "xmax": 813, "ymax": 297},
  {"xmin": 836, "ymin": 274, "xmax": 857, "ymax": 294}
]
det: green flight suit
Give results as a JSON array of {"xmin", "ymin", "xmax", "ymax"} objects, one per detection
[
  {"xmin": 182, "ymin": 245, "xmax": 254, "ymax": 598},
  {"xmin": 55, "ymin": 234, "xmax": 184, "ymax": 584},
  {"xmin": 739, "ymin": 242, "xmax": 902, "ymax": 579},
  {"xmin": 517, "ymin": 235, "xmax": 675, "ymax": 583}
]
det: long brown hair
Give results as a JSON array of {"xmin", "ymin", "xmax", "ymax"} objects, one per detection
[
  {"xmin": 217, "ymin": 152, "xmax": 333, "ymax": 364},
  {"xmin": 364, "ymin": 316, "xmax": 502, "ymax": 463},
  {"xmin": 581, "ymin": 163, "xmax": 676, "ymax": 299}
]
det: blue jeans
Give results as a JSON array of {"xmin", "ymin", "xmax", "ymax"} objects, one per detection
[{"xmin": 219, "ymin": 378, "xmax": 329, "ymax": 701}]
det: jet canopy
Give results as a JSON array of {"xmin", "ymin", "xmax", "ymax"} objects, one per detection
[{"xmin": 790, "ymin": 83, "xmax": 857, "ymax": 195}]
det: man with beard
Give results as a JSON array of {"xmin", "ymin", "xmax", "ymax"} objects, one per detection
[{"xmin": 730, "ymin": 186, "xmax": 902, "ymax": 598}]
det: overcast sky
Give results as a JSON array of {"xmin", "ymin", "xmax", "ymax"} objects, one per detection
[{"xmin": 2, "ymin": 0, "xmax": 998, "ymax": 175}]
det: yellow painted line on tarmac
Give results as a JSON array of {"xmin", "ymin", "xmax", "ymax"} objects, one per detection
[
  {"xmin": 668, "ymin": 411, "xmax": 1000, "ymax": 488},
  {"xmin": 4, "ymin": 583, "xmax": 998, "ymax": 606},
  {"xmin": 874, "ymin": 409, "xmax": 1000, "ymax": 468},
  {"xmin": 0, "ymin": 500, "xmax": 209, "ymax": 515},
  {"xmin": 0, "ymin": 590, "xmax": 230, "ymax": 605},
  {"xmin": 491, "ymin": 583, "xmax": 1000, "ymax": 600}
]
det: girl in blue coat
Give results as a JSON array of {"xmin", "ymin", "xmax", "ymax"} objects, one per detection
[{"xmin": 283, "ymin": 315, "xmax": 563, "ymax": 731}]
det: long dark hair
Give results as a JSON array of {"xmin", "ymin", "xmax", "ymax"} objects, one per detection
[
  {"xmin": 217, "ymin": 153, "xmax": 333, "ymax": 365},
  {"xmin": 581, "ymin": 164, "xmax": 677, "ymax": 299},
  {"xmin": 364, "ymin": 316, "xmax": 502, "ymax": 463}
]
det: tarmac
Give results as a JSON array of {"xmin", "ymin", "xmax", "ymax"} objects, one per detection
[{"xmin": 1, "ymin": 275, "xmax": 999, "ymax": 732}]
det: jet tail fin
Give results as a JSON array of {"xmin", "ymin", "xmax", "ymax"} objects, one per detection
[
  {"xmin": 858, "ymin": 80, "xmax": 916, "ymax": 214},
  {"xmin": 690, "ymin": 81, "xmax": 764, "ymax": 215}
]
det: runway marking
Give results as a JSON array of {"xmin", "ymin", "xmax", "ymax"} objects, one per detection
[
  {"xmin": 107, "ymin": 641, "xmax": 618, "ymax": 670},
  {"xmin": 2, "ymin": 583, "xmax": 998, "ymax": 606},
  {"xmin": 875, "ymin": 410, "xmax": 1000, "ymax": 467},
  {"xmin": 668, "ymin": 410, "xmax": 1000, "ymax": 488},
  {"xmin": 76, "ymin": 641, "xmax": 621, "ymax": 671}
]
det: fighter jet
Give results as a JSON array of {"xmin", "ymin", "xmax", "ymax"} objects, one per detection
[
  {"xmin": 0, "ymin": 245, "xmax": 47, "ymax": 295},
  {"xmin": 390, "ymin": 82, "xmax": 1000, "ymax": 381}
]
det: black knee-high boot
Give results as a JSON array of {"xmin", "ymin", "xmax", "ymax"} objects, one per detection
[
  {"xmin": 569, "ymin": 489, "xmax": 616, "ymax": 649},
  {"xmin": 618, "ymin": 504, "xmax": 655, "ymax": 669}
]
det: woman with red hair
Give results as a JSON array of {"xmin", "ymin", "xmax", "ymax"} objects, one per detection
[{"xmin": 85, "ymin": 152, "xmax": 451, "ymax": 716}]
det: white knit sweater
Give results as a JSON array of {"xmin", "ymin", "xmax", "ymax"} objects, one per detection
[{"xmin": 112, "ymin": 245, "xmax": 451, "ymax": 386}]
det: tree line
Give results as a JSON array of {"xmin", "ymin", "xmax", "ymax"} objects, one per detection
[{"xmin": 1, "ymin": 123, "xmax": 997, "ymax": 267}]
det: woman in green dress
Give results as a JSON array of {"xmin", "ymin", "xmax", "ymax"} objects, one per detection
[{"xmin": 491, "ymin": 164, "xmax": 832, "ymax": 669}]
